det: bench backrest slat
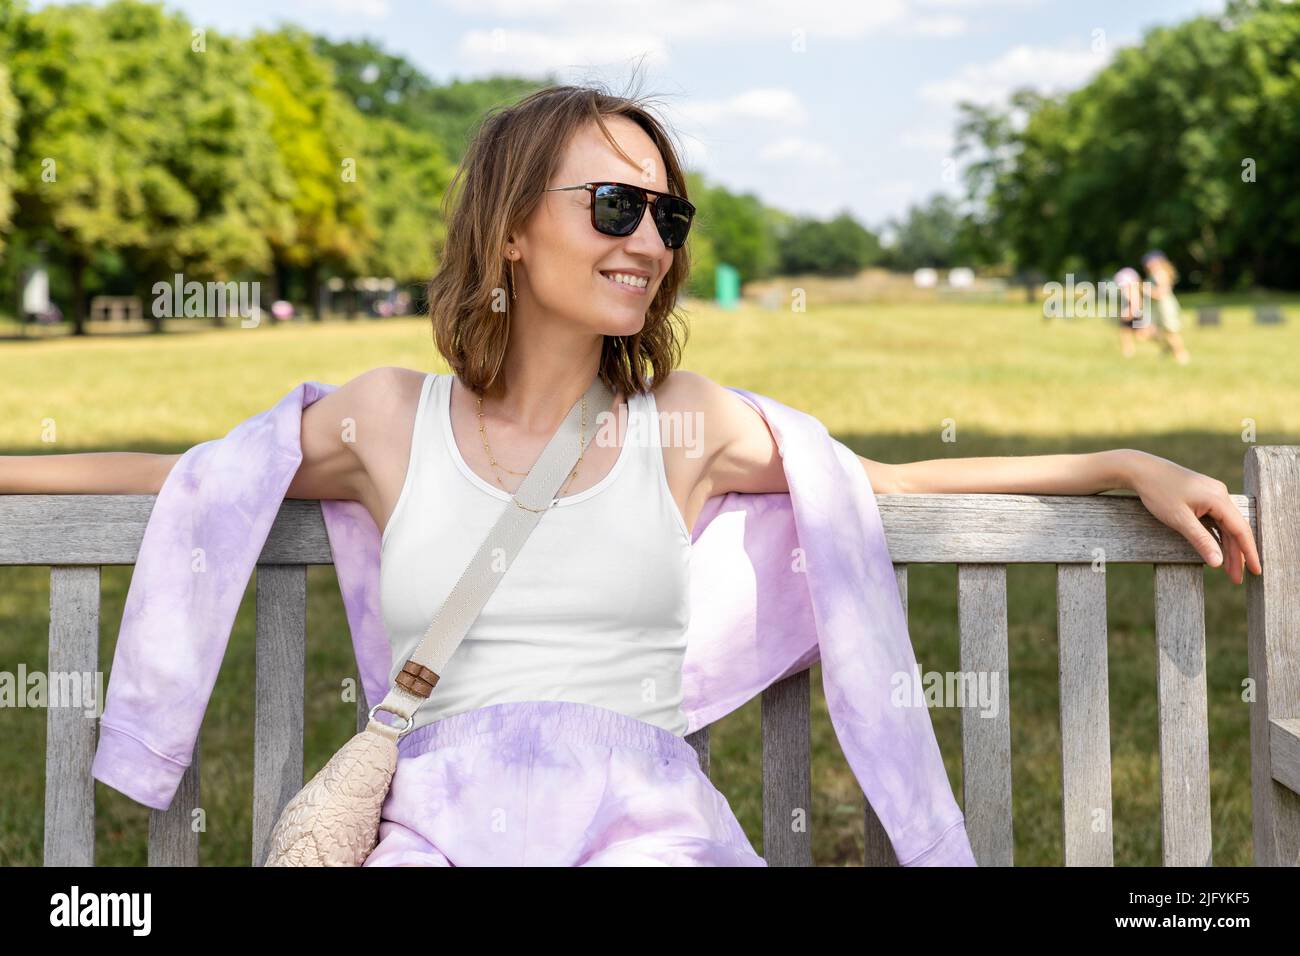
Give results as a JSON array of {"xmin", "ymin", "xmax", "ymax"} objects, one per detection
[
  {"xmin": 149, "ymin": 757, "xmax": 200, "ymax": 866},
  {"xmin": 43, "ymin": 566, "xmax": 100, "ymax": 866},
  {"xmin": 957, "ymin": 563, "xmax": 1013, "ymax": 866},
  {"xmin": 251, "ymin": 564, "xmax": 308, "ymax": 867},
  {"xmin": 761, "ymin": 670, "xmax": 813, "ymax": 867},
  {"xmin": 1153, "ymin": 563, "xmax": 1213, "ymax": 865},
  {"xmin": 1056, "ymin": 563, "xmax": 1114, "ymax": 866}
]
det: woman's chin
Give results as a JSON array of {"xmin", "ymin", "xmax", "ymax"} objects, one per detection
[{"xmin": 590, "ymin": 302, "xmax": 648, "ymax": 335}]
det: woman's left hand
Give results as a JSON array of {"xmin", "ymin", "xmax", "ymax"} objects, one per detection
[{"xmin": 1126, "ymin": 451, "xmax": 1262, "ymax": 584}]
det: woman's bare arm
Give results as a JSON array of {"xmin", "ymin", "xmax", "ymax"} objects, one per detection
[
  {"xmin": 888, "ymin": 451, "xmax": 1136, "ymax": 496},
  {"xmin": 881, "ymin": 450, "xmax": 1256, "ymax": 583},
  {"xmin": 686, "ymin": 370, "xmax": 1259, "ymax": 585},
  {"xmin": 0, "ymin": 367, "xmax": 394, "ymax": 507},
  {"xmin": 0, "ymin": 452, "xmax": 182, "ymax": 495}
]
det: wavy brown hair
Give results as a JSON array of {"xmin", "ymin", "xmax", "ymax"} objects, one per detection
[{"xmin": 426, "ymin": 82, "xmax": 692, "ymax": 398}]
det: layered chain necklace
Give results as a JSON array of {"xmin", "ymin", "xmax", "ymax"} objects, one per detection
[{"xmin": 476, "ymin": 392, "xmax": 588, "ymax": 500}]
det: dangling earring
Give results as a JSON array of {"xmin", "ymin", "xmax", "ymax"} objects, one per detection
[{"xmin": 508, "ymin": 251, "xmax": 518, "ymax": 301}]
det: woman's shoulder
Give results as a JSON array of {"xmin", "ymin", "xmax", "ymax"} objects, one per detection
[
  {"xmin": 646, "ymin": 368, "xmax": 729, "ymax": 415},
  {"xmin": 644, "ymin": 368, "xmax": 776, "ymax": 474},
  {"xmin": 328, "ymin": 367, "xmax": 439, "ymax": 531},
  {"xmin": 647, "ymin": 369, "xmax": 761, "ymax": 433},
  {"xmin": 331, "ymin": 366, "xmax": 438, "ymax": 467},
  {"xmin": 356, "ymin": 364, "xmax": 437, "ymax": 391},
  {"xmin": 347, "ymin": 366, "xmax": 437, "ymax": 414}
]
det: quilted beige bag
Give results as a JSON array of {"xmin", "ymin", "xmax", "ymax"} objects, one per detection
[{"xmin": 262, "ymin": 373, "xmax": 613, "ymax": 866}]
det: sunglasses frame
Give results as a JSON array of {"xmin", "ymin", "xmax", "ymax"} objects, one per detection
[{"xmin": 544, "ymin": 181, "xmax": 696, "ymax": 249}]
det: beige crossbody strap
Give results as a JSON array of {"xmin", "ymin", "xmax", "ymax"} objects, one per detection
[{"xmin": 368, "ymin": 372, "xmax": 616, "ymax": 736}]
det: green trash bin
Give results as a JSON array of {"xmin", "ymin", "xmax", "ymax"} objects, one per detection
[{"xmin": 715, "ymin": 263, "xmax": 740, "ymax": 310}]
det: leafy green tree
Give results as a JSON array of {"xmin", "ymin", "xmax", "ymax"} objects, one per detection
[
  {"xmin": 313, "ymin": 37, "xmax": 548, "ymax": 163},
  {"xmin": 680, "ymin": 170, "xmax": 717, "ymax": 297},
  {"xmin": 956, "ymin": 0, "xmax": 1300, "ymax": 290},
  {"xmin": 692, "ymin": 182, "xmax": 778, "ymax": 283},
  {"xmin": 312, "ymin": 37, "xmax": 434, "ymax": 126},
  {"xmin": 418, "ymin": 77, "xmax": 554, "ymax": 161},
  {"xmin": 9, "ymin": 0, "xmax": 290, "ymax": 330},
  {"xmin": 354, "ymin": 114, "xmax": 453, "ymax": 287},
  {"xmin": 249, "ymin": 27, "xmax": 375, "ymax": 316},
  {"xmin": 881, "ymin": 194, "xmax": 967, "ymax": 270},
  {"xmin": 0, "ymin": 62, "xmax": 16, "ymax": 251},
  {"xmin": 777, "ymin": 212, "xmax": 881, "ymax": 276}
]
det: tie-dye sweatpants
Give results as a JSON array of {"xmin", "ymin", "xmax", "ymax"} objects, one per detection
[{"xmin": 362, "ymin": 699, "xmax": 767, "ymax": 867}]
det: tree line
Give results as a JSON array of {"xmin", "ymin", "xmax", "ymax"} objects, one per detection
[
  {"xmin": 0, "ymin": 0, "xmax": 892, "ymax": 331},
  {"xmin": 3, "ymin": 0, "xmax": 1294, "ymax": 333},
  {"xmin": 954, "ymin": 0, "xmax": 1300, "ymax": 291}
]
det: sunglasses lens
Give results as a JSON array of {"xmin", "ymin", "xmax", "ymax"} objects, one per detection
[
  {"xmin": 592, "ymin": 184, "xmax": 645, "ymax": 237},
  {"xmin": 653, "ymin": 196, "xmax": 694, "ymax": 249},
  {"xmin": 590, "ymin": 184, "xmax": 694, "ymax": 249}
]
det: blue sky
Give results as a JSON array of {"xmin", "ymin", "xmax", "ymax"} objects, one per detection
[{"xmin": 56, "ymin": 0, "xmax": 1227, "ymax": 227}]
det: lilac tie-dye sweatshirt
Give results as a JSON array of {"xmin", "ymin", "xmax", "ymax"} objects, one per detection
[{"xmin": 88, "ymin": 379, "xmax": 978, "ymax": 866}]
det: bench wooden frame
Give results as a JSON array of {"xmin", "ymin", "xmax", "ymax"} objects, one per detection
[{"xmin": 3, "ymin": 445, "xmax": 1297, "ymax": 867}]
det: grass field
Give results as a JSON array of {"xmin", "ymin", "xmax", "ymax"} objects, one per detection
[{"xmin": 2, "ymin": 298, "xmax": 1298, "ymax": 866}]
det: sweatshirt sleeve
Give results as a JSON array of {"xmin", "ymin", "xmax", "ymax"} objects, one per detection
[
  {"xmin": 727, "ymin": 387, "xmax": 979, "ymax": 867},
  {"xmin": 91, "ymin": 387, "xmax": 310, "ymax": 811}
]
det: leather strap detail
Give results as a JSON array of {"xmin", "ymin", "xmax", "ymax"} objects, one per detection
[{"xmin": 395, "ymin": 661, "xmax": 439, "ymax": 697}]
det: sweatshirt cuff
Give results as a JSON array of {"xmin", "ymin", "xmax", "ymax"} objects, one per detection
[
  {"xmin": 91, "ymin": 723, "xmax": 189, "ymax": 811},
  {"xmin": 900, "ymin": 817, "xmax": 978, "ymax": 866}
]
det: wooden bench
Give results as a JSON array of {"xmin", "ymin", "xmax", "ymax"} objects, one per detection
[{"xmin": 4, "ymin": 445, "xmax": 1298, "ymax": 867}]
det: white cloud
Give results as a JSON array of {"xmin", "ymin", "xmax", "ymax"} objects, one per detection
[
  {"xmin": 919, "ymin": 42, "xmax": 1111, "ymax": 108},
  {"xmin": 757, "ymin": 137, "xmax": 840, "ymax": 166},
  {"xmin": 675, "ymin": 88, "xmax": 809, "ymax": 126},
  {"xmin": 676, "ymin": 135, "xmax": 710, "ymax": 171},
  {"xmin": 295, "ymin": 0, "xmax": 390, "ymax": 17},
  {"xmin": 870, "ymin": 179, "xmax": 923, "ymax": 204},
  {"xmin": 915, "ymin": 0, "xmax": 1040, "ymax": 8},
  {"xmin": 439, "ymin": 0, "xmax": 914, "ymax": 41},
  {"xmin": 906, "ymin": 16, "xmax": 968, "ymax": 37},
  {"xmin": 899, "ymin": 127, "xmax": 954, "ymax": 152},
  {"xmin": 456, "ymin": 29, "xmax": 670, "ymax": 74}
]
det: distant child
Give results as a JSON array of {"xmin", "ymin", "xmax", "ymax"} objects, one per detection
[
  {"xmin": 1113, "ymin": 267, "xmax": 1149, "ymax": 358},
  {"xmin": 1141, "ymin": 250, "xmax": 1191, "ymax": 365}
]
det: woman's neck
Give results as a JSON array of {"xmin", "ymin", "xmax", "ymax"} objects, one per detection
[{"xmin": 477, "ymin": 326, "xmax": 611, "ymax": 435}]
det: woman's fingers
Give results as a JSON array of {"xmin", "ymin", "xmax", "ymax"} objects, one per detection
[
  {"xmin": 1206, "ymin": 496, "xmax": 1262, "ymax": 577},
  {"xmin": 1181, "ymin": 509, "xmax": 1224, "ymax": 568},
  {"xmin": 1206, "ymin": 514, "xmax": 1244, "ymax": 584},
  {"xmin": 1193, "ymin": 498, "xmax": 1262, "ymax": 584},
  {"xmin": 1223, "ymin": 525, "xmax": 1244, "ymax": 583}
]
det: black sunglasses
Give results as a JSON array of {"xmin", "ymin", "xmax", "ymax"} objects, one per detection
[{"xmin": 544, "ymin": 181, "xmax": 696, "ymax": 250}]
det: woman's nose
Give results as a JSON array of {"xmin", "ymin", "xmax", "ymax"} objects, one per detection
[{"xmin": 625, "ymin": 203, "xmax": 671, "ymax": 254}]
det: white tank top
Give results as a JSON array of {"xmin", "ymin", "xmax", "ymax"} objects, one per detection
[{"xmin": 380, "ymin": 372, "xmax": 693, "ymax": 737}]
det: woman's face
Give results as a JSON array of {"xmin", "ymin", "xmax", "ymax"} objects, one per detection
[{"xmin": 510, "ymin": 116, "xmax": 676, "ymax": 338}]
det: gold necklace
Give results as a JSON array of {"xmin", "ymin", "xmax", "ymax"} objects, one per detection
[{"xmin": 476, "ymin": 393, "xmax": 587, "ymax": 498}]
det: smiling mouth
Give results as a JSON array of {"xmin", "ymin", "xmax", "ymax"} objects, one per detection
[{"xmin": 600, "ymin": 271, "xmax": 650, "ymax": 294}]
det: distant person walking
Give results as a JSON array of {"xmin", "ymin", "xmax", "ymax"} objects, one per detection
[
  {"xmin": 1112, "ymin": 267, "xmax": 1150, "ymax": 358},
  {"xmin": 1141, "ymin": 250, "xmax": 1191, "ymax": 365}
]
